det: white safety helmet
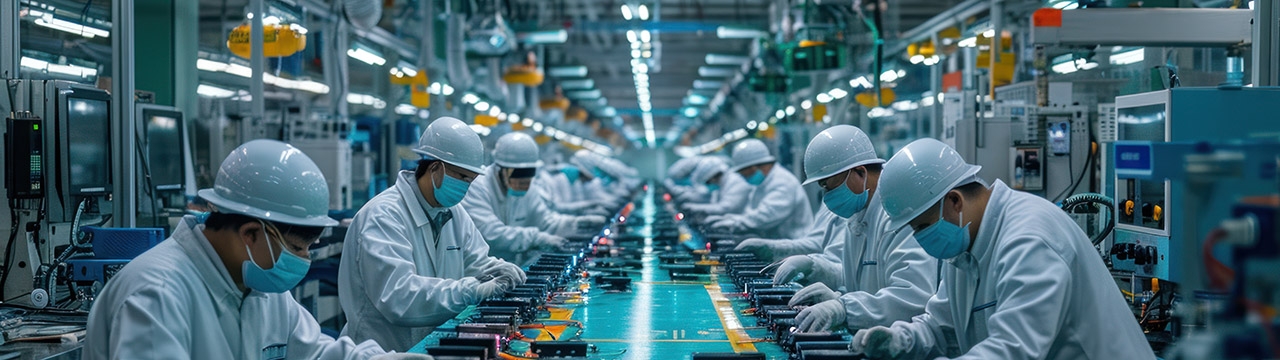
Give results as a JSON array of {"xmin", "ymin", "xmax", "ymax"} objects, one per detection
[
  {"xmin": 729, "ymin": 139, "xmax": 776, "ymax": 172},
  {"xmin": 691, "ymin": 157, "xmax": 730, "ymax": 185},
  {"xmin": 413, "ymin": 117, "xmax": 485, "ymax": 173},
  {"xmin": 198, "ymin": 139, "xmax": 339, "ymax": 227},
  {"xmin": 569, "ymin": 150, "xmax": 597, "ymax": 178},
  {"xmin": 879, "ymin": 138, "xmax": 982, "ymax": 231},
  {"xmin": 802, "ymin": 125, "xmax": 884, "ymax": 186},
  {"xmin": 492, "ymin": 132, "xmax": 544, "ymax": 168}
]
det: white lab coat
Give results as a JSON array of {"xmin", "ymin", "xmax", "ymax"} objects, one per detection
[
  {"xmin": 535, "ymin": 168, "xmax": 598, "ymax": 215},
  {"xmin": 683, "ymin": 173, "xmax": 751, "ymax": 216},
  {"xmin": 814, "ymin": 192, "xmax": 938, "ymax": 330},
  {"xmin": 84, "ymin": 216, "xmax": 386, "ymax": 360},
  {"xmin": 889, "ymin": 181, "xmax": 1153, "ymax": 359},
  {"xmin": 721, "ymin": 164, "xmax": 814, "ymax": 239},
  {"xmin": 462, "ymin": 166, "xmax": 580, "ymax": 265},
  {"xmin": 339, "ymin": 171, "xmax": 508, "ymax": 352}
]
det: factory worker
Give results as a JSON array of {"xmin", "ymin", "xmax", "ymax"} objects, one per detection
[
  {"xmin": 849, "ymin": 138, "xmax": 1153, "ymax": 359},
  {"xmin": 664, "ymin": 157, "xmax": 709, "ymax": 203},
  {"xmin": 84, "ymin": 140, "xmax": 426, "ymax": 359},
  {"xmin": 733, "ymin": 206, "xmax": 847, "ymax": 264},
  {"xmin": 461, "ymin": 132, "xmax": 608, "ymax": 265},
  {"xmin": 534, "ymin": 162, "xmax": 609, "ymax": 216},
  {"xmin": 774, "ymin": 125, "xmax": 937, "ymax": 333},
  {"xmin": 340, "ymin": 117, "xmax": 526, "ymax": 352},
  {"xmin": 681, "ymin": 157, "xmax": 750, "ymax": 217},
  {"xmin": 705, "ymin": 139, "xmax": 813, "ymax": 239}
]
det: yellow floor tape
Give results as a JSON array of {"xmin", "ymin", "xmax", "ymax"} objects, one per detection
[{"xmin": 705, "ymin": 272, "xmax": 758, "ymax": 353}]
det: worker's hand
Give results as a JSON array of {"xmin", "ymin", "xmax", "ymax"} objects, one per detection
[
  {"xmin": 789, "ymin": 282, "xmax": 840, "ymax": 306},
  {"xmin": 733, "ymin": 238, "xmax": 775, "ymax": 259},
  {"xmin": 473, "ymin": 278, "xmax": 510, "ymax": 301},
  {"xmin": 850, "ymin": 325, "xmax": 911, "ymax": 359},
  {"xmin": 795, "ymin": 299, "xmax": 847, "ymax": 333},
  {"xmin": 710, "ymin": 218, "xmax": 741, "ymax": 233},
  {"xmin": 482, "ymin": 261, "xmax": 527, "ymax": 288},
  {"xmin": 704, "ymin": 215, "xmax": 727, "ymax": 225},
  {"xmin": 535, "ymin": 233, "xmax": 569, "ymax": 251},
  {"xmin": 370, "ymin": 353, "xmax": 435, "ymax": 360},
  {"xmin": 769, "ymin": 255, "xmax": 815, "ymax": 285},
  {"xmin": 575, "ymin": 215, "xmax": 608, "ymax": 231}
]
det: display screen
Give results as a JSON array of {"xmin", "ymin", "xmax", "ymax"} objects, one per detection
[
  {"xmin": 67, "ymin": 97, "xmax": 111, "ymax": 193},
  {"xmin": 145, "ymin": 111, "xmax": 185, "ymax": 190}
]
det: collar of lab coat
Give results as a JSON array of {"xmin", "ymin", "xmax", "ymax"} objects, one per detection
[
  {"xmin": 173, "ymin": 215, "xmax": 245, "ymax": 305},
  {"xmin": 396, "ymin": 170, "xmax": 440, "ymax": 228},
  {"xmin": 480, "ymin": 166, "xmax": 509, "ymax": 202},
  {"xmin": 960, "ymin": 180, "xmax": 1009, "ymax": 269}
]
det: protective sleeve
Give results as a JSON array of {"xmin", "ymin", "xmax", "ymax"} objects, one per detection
[
  {"xmin": 890, "ymin": 283, "xmax": 958, "ymax": 359},
  {"xmin": 840, "ymin": 228, "xmax": 938, "ymax": 329},
  {"xmin": 288, "ymin": 301, "xmax": 388, "ymax": 360},
  {"xmin": 953, "ymin": 236, "xmax": 1072, "ymax": 360},
  {"xmin": 348, "ymin": 213, "xmax": 483, "ymax": 328},
  {"xmin": 461, "ymin": 185, "xmax": 542, "ymax": 255},
  {"xmin": 95, "ymin": 285, "xmax": 193, "ymax": 360},
  {"xmin": 728, "ymin": 183, "xmax": 802, "ymax": 233}
]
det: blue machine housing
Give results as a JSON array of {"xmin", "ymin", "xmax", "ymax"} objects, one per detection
[{"xmin": 1111, "ymin": 86, "xmax": 1280, "ymax": 282}]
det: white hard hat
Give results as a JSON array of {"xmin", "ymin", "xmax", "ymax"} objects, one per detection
[
  {"xmin": 492, "ymin": 132, "xmax": 543, "ymax": 168},
  {"xmin": 879, "ymin": 138, "xmax": 982, "ymax": 231},
  {"xmin": 691, "ymin": 157, "xmax": 730, "ymax": 185},
  {"xmin": 413, "ymin": 117, "xmax": 485, "ymax": 173},
  {"xmin": 729, "ymin": 139, "xmax": 776, "ymax": 172},
  {"xmin": 198, "ymin": 139, "xmax": 339, "ymax": 227},
  {"xmin": 802, "ymin": 125, "xmax": 884, "ymax": 186}
]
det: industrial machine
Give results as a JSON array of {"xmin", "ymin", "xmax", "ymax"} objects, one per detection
[{"xmin": 1109, "ymin": 87, "xmax": 1280, "ymax": 354}]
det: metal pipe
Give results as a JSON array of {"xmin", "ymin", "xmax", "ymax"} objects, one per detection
[
  {"xmin": 1254, "ymin": 0, "xmax": 1278, "ymax": 86},
  {"xmin": 989, "ymin": 0, "xmax": 1003, "ymax": 99},
  {"xmin": 113, "ymin": 0, "xmax": 138, "ymax": 227},
  {"xmin": 250, "ymin": 0, "xmax": 266, "ymax": 125},
  {"xmin": 0, "ymin": 0, "xmax": 19, "ymax": 77}
]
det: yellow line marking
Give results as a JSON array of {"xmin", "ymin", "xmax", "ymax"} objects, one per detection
[
  {"xmin": 575, "ymin": 339, "xmax": 735, "ymax": 343},
  {"xmin": 705, "ymin": 271, "xmax": 758, "ymax": 353}
]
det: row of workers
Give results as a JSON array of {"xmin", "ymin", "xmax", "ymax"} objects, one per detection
[
  {"xmin": 79, "ymin": 117, "xmax": 643, "ymax": 359},
  {"xmin": 664, "ymin": 127, "xmax": 1153, "ymax": 359}
]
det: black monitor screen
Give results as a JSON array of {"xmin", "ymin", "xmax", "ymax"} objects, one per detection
[
  {"xmin": 144, "ymin": 110, "xmax": 185, "ymax": 190},
  {"xmin": 67, "ymin": 97, "xmax": 111, "ymax": 194}
]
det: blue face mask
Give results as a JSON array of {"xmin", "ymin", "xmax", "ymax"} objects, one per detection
[
  {"xmin": 431, "ymin": 166, "xmax": 471, "ymax": 207},
  {"xmin": 675, "ymin": 178, "xmax": 692, "ymax": 186},
  {"xmin": 507, "ymin": 188, "xmax": 528, "ymax": 197},
  {"xmin": 822, "ymin": 173, "xmax": 868, "ymax": 218},
  {"xmin": 188, "ymin": 210, "xmax": 211, "ymax": 224},
  {"xmin": 745, "ymin": 170, "xmax": 765, "ymax": 186},
  {"xmin": 561, "ymin": 166, "xmax": 581, "ymax": 184},
  {"xmin": 592, "ymin": 168, "xmax": 614, "ymax": 185},
  {"xmin": 242, "ymin": 221, "xmax": 311, "ymax": 293},
  {"xmin": 706, "ymin": 183, "xmax": 720, "ymax": 192},
  {"xmin": 913, "ymin": 202, "xmax": 970, "ymax": 259}
]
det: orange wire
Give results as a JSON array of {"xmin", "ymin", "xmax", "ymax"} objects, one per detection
[{"xmin": 1202, "ymin": 228, "xmax": 1236, "ymax": 291}]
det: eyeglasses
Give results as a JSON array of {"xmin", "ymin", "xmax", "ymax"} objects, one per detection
[
  {"xmin": 260, "ymin": 220, "xmax": 320, "ymax": 253},
  {"xmin": 819, "ymin": 170, "xmax": 851, "ymax": 191}
]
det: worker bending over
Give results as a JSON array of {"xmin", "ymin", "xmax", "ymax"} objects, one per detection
[
  {"xmin": 851, "ymin": 138, "xmax": 1152, "ymax": 359},
  {"xmin": 461, "ymin": 132, "xmax": 607, "ymax": 266},
  {"xmin": 705, "ymin": 139, "xmax": 813, "ymax": 239},
  {"xmin": 339, "ymin": 117, "xmax": 526, "ymax": 352}
]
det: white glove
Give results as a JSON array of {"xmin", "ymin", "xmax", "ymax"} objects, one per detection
[
  {"xmin": 474, "ymin": 278, "xmax": 509, "ymax": 300},
  {"xmin": 710, "ymin": 218, "xmax": 740, "ymax": 232},
  {"xmin": 851, "ymin": 325, "xmax": 911, "ymax": 359},
  {"xmin": 788, "ymin": 282, "xmax": 840, "ymax": 306},
  {"xmin": 704, "ymin": 215, "xmax": 727, "ymax": 225},
  {"xmin": 371, "ymin": 353, "xmax": 435, "ymax": 360},
  {"xmin": 482, "ymin": 261, "xmax": 527, "ymax": 288},
  {"xmin": 536, "ymin": 233, "xmax": 569, "ymax": 251},
  {"xmin": 795, "ymin": 299, "xmax": 847, "ymax": 332},
  {"xmin": 733, "ymin": 238, "xmax": 774, "ymax": 259},
  {"xmin": 769, "ymin": 255, "xmax": 815, "ymax": 285},
  {"xmin": 575, "ymin": 215, "xmax": 608, "ymax": 231}
]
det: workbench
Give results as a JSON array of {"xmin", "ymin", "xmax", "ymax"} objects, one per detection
[{"xmin": 409, "ymin": 186, "xmax": 796, "ymax": 359}]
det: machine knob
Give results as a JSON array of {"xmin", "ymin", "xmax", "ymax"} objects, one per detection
[{"xmin": 1147, "ymin": 246, "xmax": 1158, "ymax": 265}]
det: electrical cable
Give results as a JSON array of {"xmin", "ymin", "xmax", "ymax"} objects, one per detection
[{"xmin": 1052, "ymin": 140, "xmax": 1096, "ymax": 203}]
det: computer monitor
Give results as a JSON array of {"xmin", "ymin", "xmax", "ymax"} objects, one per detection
[
  {"xmin": 140, "ymin": 106, "xmax": 186, "ymax": 191},
  {"xmin": 62, "ymin": 90, "xmax": 112, "ymax": 196}
]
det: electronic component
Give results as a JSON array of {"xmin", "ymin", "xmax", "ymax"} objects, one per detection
[
  {"xmin": 424, "ymin": 345, "xmax": 488, "ymax": 358},
  {"xmin": 530, "ymin": 341, "xmax": 588, "ymax": 357},
  {"xmin": 6, "ymin": 116, "xmax": 44, "ymax": 199},
  {"xmin": 438, "ymin": 337, "xmax": 499, "ymax": 359}
]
